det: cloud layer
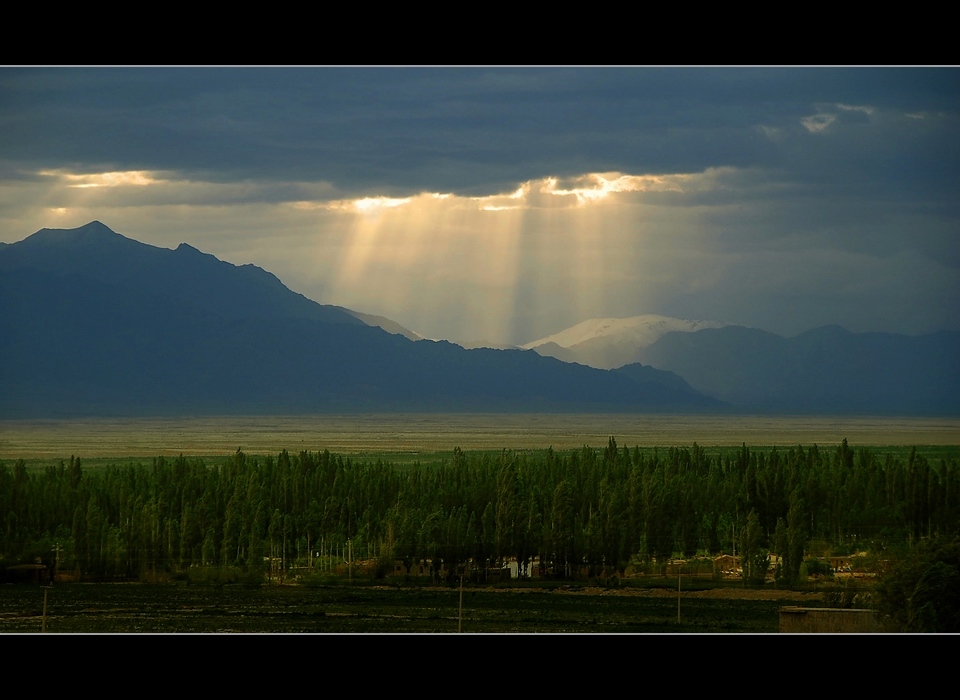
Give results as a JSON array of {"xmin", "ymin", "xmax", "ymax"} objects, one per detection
[{"xmin": 2, "ymin": 67, "xmax": 957, "ymax": 343}]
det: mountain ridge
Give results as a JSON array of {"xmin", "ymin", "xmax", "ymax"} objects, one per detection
[
  {"xmin": 522, "ymin": 314, "xmax": 731, "ymax": 369},
  {"xmin": 0, "ymin": 222, "xmax": 722, "ymax": 417},
  {"xmin": 636, "ymin": 324, "xmax": 959, "ymax": 415}
]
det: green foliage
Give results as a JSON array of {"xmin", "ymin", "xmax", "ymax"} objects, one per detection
[
  {"xmin": 803, "ymin": 558, "xmax": 834, "ymax": 578},
  {"xmin": 875, "ymin": 537, "xmax": 960, "ymax": 632},
  {"xmin": 1, "ymin": 440, "xmax": 957, "ymax": 588},
  {"xmin": 740, "ymin": 510, "xmax": 768, "ymax": 586}
]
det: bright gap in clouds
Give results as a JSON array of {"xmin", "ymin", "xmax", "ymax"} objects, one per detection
[
  {"xmin": 314, "ymin": 172, "xmax": 699, "ymax": 345},
  {"xmin": 8, "ymin": 166, "xmax": 739, "ymax": 346},
  {"xmin": 38, "ymin": 169, "xmax": 164, "ymax": 188},
  {"xmin": 15, "ymin": 163, "xmax": 947, "ymax": 345}
]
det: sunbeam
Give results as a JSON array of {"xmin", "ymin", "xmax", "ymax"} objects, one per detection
[{"xmin": 316, "ymin": 172, "xmax": 688, "ymax": 343}]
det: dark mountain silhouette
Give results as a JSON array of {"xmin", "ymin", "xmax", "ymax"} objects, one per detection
[
  {"xmin": 636, "ymin": 324, "xmax": 960, "ymax": 415},
  {"xmin": 610, "ymin": 363, "xmax": 725, "ymax": 409},
  {"xmin": 1, "ymin": 221, "xmax": 364, "ymax": 326},
  {"xmin": 342, "ymin": 309, "xmax": 423, "ymax": 341},
  {"xmin": 0, "ymin": 222, "xmax": 722, "ymax": 417}
]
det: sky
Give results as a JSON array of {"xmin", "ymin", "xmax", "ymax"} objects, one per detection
[{"xmin": 2, "ymin": 67, "xmax": 958, "ymax": 345}]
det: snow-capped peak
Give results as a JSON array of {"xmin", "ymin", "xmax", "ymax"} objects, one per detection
[{"xmin": 522, "ymin": 314, "xmax": 728, "ymax": 351}]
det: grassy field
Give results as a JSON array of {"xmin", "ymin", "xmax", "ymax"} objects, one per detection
[
  {"xmin": 2, "ymin": 413, "xmax": 959, "ymax": 465},
  {"xmin": 0, "ymin": 580, "xmax": 825, "ymax": 633}
]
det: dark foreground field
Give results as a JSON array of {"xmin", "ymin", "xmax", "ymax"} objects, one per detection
[{"xmin": 1, "ymin": 582, "xmax": 823, "ymax": 633}]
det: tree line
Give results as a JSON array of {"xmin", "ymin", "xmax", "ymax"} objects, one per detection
[{"xmin": 1, "ymin": 439, "xmax": 957, "ymax": 583}]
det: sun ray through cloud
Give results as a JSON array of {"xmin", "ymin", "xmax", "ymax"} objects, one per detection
[{"xmin": 310, "ymin": 172, "xmax": 709, "ymax": 343}]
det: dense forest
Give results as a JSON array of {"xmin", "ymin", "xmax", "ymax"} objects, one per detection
[{"xmin": 2, "ymin": 440, "xmax": 957, "ymax": 585}]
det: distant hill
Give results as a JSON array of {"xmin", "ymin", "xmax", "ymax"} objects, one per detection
[
  {"xmin": 636, "ymin": 324, "xmax": 960, "ymax": 415},
  {"xmin": 0, "ymin": 222, "xmax": 722, "ymax": 417},
  {"xmin": 341, "ymin": 309, "xmax": 423, "ymax": 341},
  {"xmin": 469, "ymin": 316, "xmax": 712, "ymax": 403},
  {"xmin": 0, "ymin": 221, "xmax": 365, "ymax": 327},
  {"xmin": 523, "ymin": 314, "xmax": 730, "ymax": 370},
  {"xmin": 457, "ymin": 340, "xmax": 521, "ymax": 351},
  {"xmin": 519, "ymin": 311, "xmax": 959, "ymax": 415}
]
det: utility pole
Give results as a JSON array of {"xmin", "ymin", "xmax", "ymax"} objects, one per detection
[
  {"xmin": 42, "ymin": 584, "xmax": 51, "ymax": 633},
  {"xmin": 52, "ymin": 543, "xmax": 61, "ymax": 578},
  {"xmin": 458, "ymin": 570, "xmax": 464, "ymax": 633},
  {"xmin": 677, "ymin": 562, "xmax": 681, "ymax": 625}
]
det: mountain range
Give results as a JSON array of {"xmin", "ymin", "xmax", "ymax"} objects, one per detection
[
  {"xmin": 2, "ymin": 221, "xmax": 955, "ymax": 418},
  {"xmin": 0, "ymin": 222, "xmax": 719, "ymax": 418},
  {"xmin": 521, "ymin": 315, "xmax": 730, "ymax": 369},
  {"xmin": 635, "ymin": 324, "xmax": 959, "ymax": 415},
  {"xmin": 518, "ymin": 314, "xmax": 959, "ymax": 415}
]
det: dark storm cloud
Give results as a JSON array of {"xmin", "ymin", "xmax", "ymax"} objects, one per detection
[
  {"xmin": 3, "ymin": 67, "xmax": 956, "ymax": 197},
  {"xmin": 2, "ymin": 66, "xmax": 958, "ymax": 341}
]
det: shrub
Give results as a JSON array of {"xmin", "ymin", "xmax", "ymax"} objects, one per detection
[{"xmin": 875, "ymin": 537, "xmax": 960, "ymax": 632}]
